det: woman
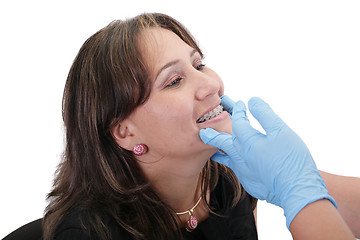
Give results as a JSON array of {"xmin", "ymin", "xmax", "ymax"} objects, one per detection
[
  {"xmin": 43, "ymin": 13, "xmax": 358, "ymax": 239},
  {"xmin": 43, "ymin": 13, "xmax": 256, "ymax": 240}
]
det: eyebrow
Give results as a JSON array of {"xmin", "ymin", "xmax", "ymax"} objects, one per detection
[{"xmin": 154, "ymin": 49, "xmax": 198, "ymax": 81}]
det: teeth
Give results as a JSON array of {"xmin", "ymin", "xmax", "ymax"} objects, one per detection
[{"xmin": 197, "ymin": 105, "xmax": 223, "ymax": 123}]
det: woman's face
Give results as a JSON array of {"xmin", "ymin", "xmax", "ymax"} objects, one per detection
[{"xmin": 127, "ymin": 27, "xmax": 231, "ymax": 161}]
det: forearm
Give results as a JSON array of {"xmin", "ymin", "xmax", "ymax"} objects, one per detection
[
  {"xmin": 320, "ymin": 170, "xmax": 360, "ymax": 237},
  {"xmin": 290, "ymin": 199, "xmax": 355, "ymax": 240}
]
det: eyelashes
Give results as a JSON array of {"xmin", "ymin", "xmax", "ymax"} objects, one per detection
[
  {"xmin": 166, "ymin": 76, "xmax": 183, "ymax": 88},
  {"xmin": 165, "ymin": 63, "xmax": 206, "ymax": 88},
  {"xmin": 195, "ymin": 64, "xmax": 205, "ymax": 71}
]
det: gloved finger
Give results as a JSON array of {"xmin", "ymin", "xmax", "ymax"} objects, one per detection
[
  {"xmin": 210, "ymin": 151, "xmax": 231, "ymax": 167},
  {"xmin": 231, "ymin": 101, "xmax": 262, "ymax": 144},
  {"xmin": 220, "ymin": 95, "xmax": 236, "ymax": 115},
  {"xmin": 199, "ymin": 128, "xmax": 238, "ymax": 156},
  {"xmin": 248, "ymin": 97, "xmax": 285, "ymax": 135},
  {"xmin": 231, "ymin": 100, "xmax": 248, "ymax": 122}
]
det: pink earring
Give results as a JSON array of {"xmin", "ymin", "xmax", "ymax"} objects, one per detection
[{"xmin": 132, "ymin": 144, "xmax": 148, "ymax": 156}]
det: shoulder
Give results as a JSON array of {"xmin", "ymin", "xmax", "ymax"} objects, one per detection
[
  {"xmin": 54, "ymin": 209, "xmax": 132, "ymax": 240},
  {"xmin": 212, "ymin": 170, "xmax": 255, "ymax": 213},
  {"xmin": 55, "ymin": 227, "xmax": 90, "ymax": 240},
  {"xmin": 206, "ymin": 178, "xmax": 258, "ymax": 239},
  {"xmin": 188, "ymin": 182, "xmax": 258, "ymax": 239}
]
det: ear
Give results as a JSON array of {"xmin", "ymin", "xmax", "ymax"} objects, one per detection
[{"xmin": 111, "ymin": 121, "xmax": 135, "ymax": 151}]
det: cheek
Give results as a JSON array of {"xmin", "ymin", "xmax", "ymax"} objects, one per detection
[
  {"xmin": 139, "ymin": 101, "xmax": 193, "ymax": 135},
  {"xmin": 138, "ymin": 106, "xmax": 199, "ymax": 155}
]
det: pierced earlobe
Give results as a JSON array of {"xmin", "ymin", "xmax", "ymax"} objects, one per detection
[{"xmin": 132, "ymin": 144, "xmax": 148, "ymax": 156}]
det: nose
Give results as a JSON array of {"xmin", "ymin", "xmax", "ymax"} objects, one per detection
[{"xmin": 193, "ymin": 71, "xmax": 220, "ymax": 101}]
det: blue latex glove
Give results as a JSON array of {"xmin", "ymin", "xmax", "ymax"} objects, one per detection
[{"xmin": 199, "ymin": 96, "xmax": 337, "ymax": 229}]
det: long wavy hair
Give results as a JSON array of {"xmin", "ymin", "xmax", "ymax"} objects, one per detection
[{"xmin": 43, "ymin": 13, "xmax": 248, "ymax": 240}]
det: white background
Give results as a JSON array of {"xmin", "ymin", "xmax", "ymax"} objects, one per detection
[{"xmin": 1, "ymin": 1, "xmax": 359, "ymax": 239}]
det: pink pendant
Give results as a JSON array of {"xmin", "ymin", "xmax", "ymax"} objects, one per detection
[{"xmin": 186, "ymin": 215, "xmax": 198, "ymax": 232}]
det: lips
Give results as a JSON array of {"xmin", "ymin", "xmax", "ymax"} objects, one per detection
[{"xmin": 196, "ymin": 105, "xmax": 224, "ymax": 123}]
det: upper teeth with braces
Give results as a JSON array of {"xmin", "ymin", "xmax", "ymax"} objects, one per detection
[{"xmin": 197, "ymin": 105, "xmax": 223, "ymax": 123}]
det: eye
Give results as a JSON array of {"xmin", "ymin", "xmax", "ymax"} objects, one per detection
[
  {"xmin": 195, "ymin": 63, "xmax": 206, "ymax": 71},
  {"xmin": 166, "ymin": 77, "xmax": 183, "ymax": 88}
]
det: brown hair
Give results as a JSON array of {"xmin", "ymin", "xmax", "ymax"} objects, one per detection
[{"xmin": 43, "ymin": 13, "xmax": 245, "ymax": 240}]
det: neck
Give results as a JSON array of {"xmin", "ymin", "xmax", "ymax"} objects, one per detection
[
  {"xmin": 137, "ymin": 149, "xmax": 215, "ymax": 228},
  {"xmin": 147, "ymin": 167, "xmax": 209, "ymax": 229},
  {"xmin": 151, "ymin": 167, "xmax": 203, "ymax": 213},
  {"xmin": 138, "ymin": 153, "xmax": 210, "ymax": 213}
]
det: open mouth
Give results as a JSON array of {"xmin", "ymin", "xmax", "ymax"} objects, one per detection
[{"xmin": 196, "ymin": 105, "xmax": 224, "ymax": 123}]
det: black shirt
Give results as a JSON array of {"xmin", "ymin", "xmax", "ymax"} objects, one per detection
[{"xmin": 55, "ymin": 176, "xmax": 258, "ymax": 240}]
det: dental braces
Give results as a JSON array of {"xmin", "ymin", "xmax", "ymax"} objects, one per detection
[{"xmin": 197, "ymin": 105, "xmax": 223, "ymax": 123}]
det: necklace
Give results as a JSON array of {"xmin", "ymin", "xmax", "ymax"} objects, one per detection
[{"xmin": 175, "ymin": 196, "xmax": 202, "ymax": 232}]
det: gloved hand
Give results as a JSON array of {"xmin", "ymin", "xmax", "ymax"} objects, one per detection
[{"xmin": 199, "ymin": 96, "xmax": 337, "ymax": 229}]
